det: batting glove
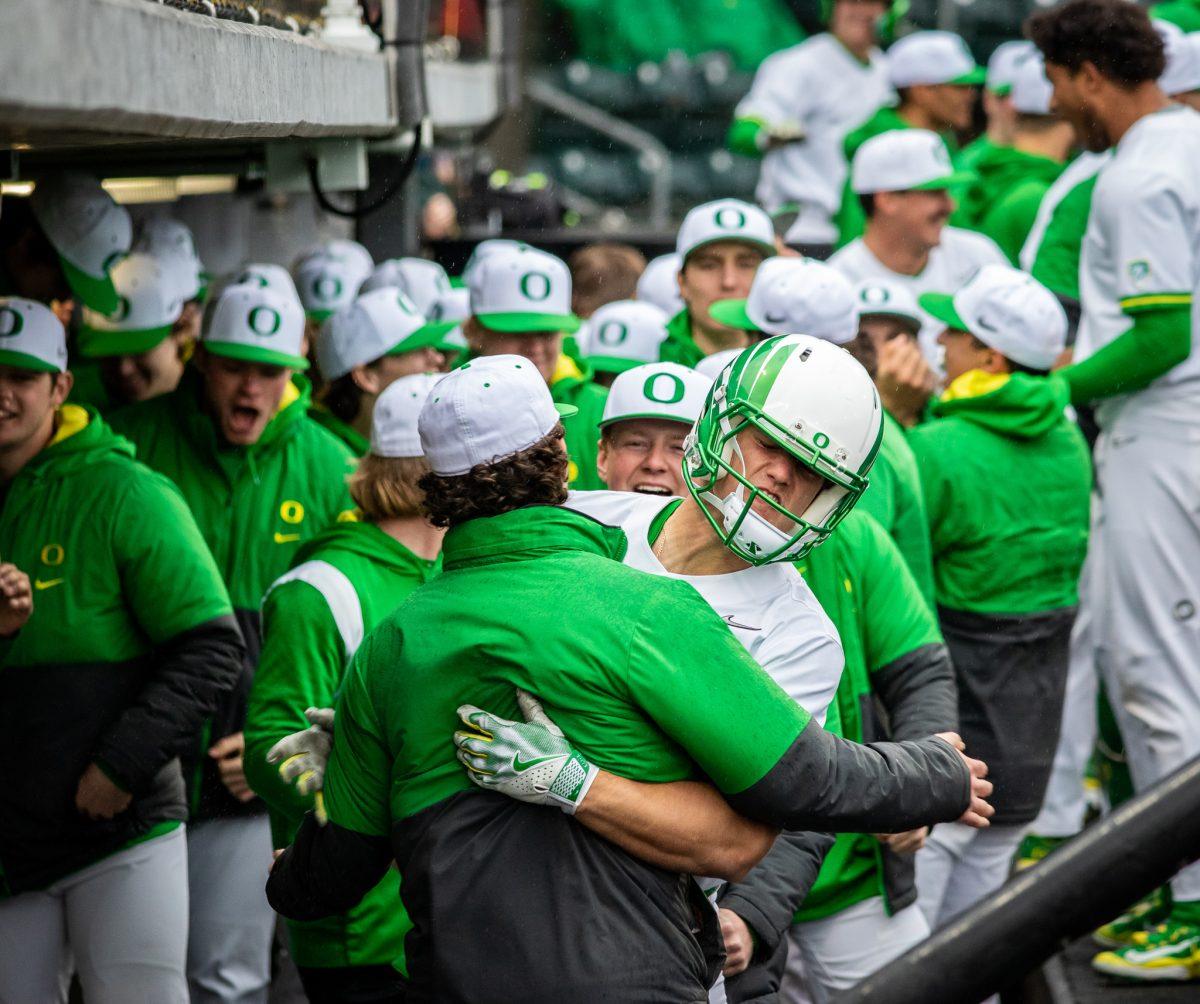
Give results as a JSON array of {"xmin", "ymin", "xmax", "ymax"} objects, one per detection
[{"xmin": 266, "ymin": 707, "xmax": 335, "ymax": 824}]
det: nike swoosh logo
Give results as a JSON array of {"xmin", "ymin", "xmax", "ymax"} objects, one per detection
[
  {"xmin": 34, "ymin": 578, "xmax": 63, "ymax": 591},
  {"xmin": 512, "ymin": 753, "xmax": 561, "ymax": 772},
  {"xmin": 763, "ymin": 312, "xmax": 788, "ymax": 325},
  {"xmin": 274, "ymin": 532, "xmax": 301, "ymax": 544},
  {"xmin": 723, "ymin": 614, "xmax": 761, "ymax": 632}
]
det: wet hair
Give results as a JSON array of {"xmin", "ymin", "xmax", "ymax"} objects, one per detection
[
  {"xmin": 322, "ymin": 371, "xmax": 368, "ymax": 424},
  {"xmin": 568, "ymin": 243, "xmax": 647, "ymax": 317},
  {"xmin": 1027, "ymin": 0, "xmax": 1165, "ymax": 87},
  {"xmin": 418, "ymin": 425, "xmax": 568, "ymax": 528},
  {"xmin": 349, "ymin": 453, "xmax": 430, "ymax": 521}
]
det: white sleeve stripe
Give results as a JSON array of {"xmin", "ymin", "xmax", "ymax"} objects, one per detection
[{"xmin": 267, "ymin": 560, "xmax": 365, "ymax": 662}]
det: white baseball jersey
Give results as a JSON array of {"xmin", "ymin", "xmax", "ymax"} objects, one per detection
[
  {"xmin": 736, "ymin": 34, "xmax": 892, "ymax": 241},
  {"xmin": 1077, "ymin": 104, "xmax": 1200, "ymax": 418},
  {"xmin": 563, "ymin": 490, "xmax": 844, "ymax": 727},
  {"xmin": 829, "ymin": 227, "xmax": 1007, "ymax": 365}
]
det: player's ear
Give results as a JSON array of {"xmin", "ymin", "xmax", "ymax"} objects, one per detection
[{"xmin": 596, "ymin": 436, "xmax": 610, "ymax": 485}]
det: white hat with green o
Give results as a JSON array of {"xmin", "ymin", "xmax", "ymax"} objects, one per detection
[
  {"xmin": 203, "ymin": 283, "xmax": 308, "ymax": 369},
  {"xmin": 316, "ymin": 287, "xmax": 455, "ymax": 381},
  {"xmin": 600, "ymin": 361, "xmax": 712, "ymax": 429},
  {"xmin": 0, "ymin": 297, "xmax": 68, "ymax": 373},
  {"xmin": 295, "ymin": 252, "xmax": 370, "ymax": 322},
  {"xmin": 469, "ymin": 246, "xmax": 581, "ymax": 334},
  {"xmin": 79, "ymin": 253, "xmax": 186, "ymax": 358},
  {"xmin": 676, "ymin": 199, "xmax": 776, "ymax": 263},
  {"xmin": 583, "ymin": 299, "xmax": 670, "ymax": 374}
]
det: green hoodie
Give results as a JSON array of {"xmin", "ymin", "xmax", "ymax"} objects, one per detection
[
  {"xmin": 659, "ymin": 309, "xmax": 707, "ymax": 369},
  {"xmin": 245, "ymin": 521, "xmax": 441, "ymax": 970},
  {"xmin": 957, "ymin": 146, "xmax": 1065, "ymax": 264},
  {"xmin": 307, "ymin": 406, "xmax": 370, "ymax": 457},
  {"xmin": 908, "ymin": 371, "xmax": 1091, "ymax": 614}
]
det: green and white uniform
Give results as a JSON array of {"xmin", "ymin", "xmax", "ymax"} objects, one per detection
[
  {"xmin": 246, "ymin": 521, "xmax": 440, "ymax": 972},
  {"xmin": 957, "ymin": 145, "xmax": 1066, "ymax": 265}
]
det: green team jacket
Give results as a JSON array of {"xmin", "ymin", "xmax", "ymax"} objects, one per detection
[
  {"xmin": 660, "ymin": 309, "xmax": 707, "ymax": 368},
  {"xmin": 909, "ymin": 370, "xmax": 1091, "ymax": 614},
  {"xmin": 110, "ymin": 368, "xmax": 356, "ymax": 819},
  {"xmin": 857, "ymin": 412, "xmax": 936, "ymax": 610},
  {"xmin": 957, "ymin": 145, "xmax": 1065, "ymax": 265},
  {"xmin": 308, "ymin": 406, "xmax": 370, "ymax": 457},
  {"xmin": 266, "ymin": 506, "xmax": 973, "ymax": 1000},
  {"xmin": 0, "ymin": 406, "xmax": 240, "ymax": 892},
  {"xmin": 245, "ymin": 521, "xmax": 440, "ymax": 970},
  {"xmin": 551, "ymin": 354, "xmax": 608, "ymax": 490}
]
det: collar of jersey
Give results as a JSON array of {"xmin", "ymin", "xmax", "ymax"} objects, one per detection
[{"xmin": 442, "ymin": 505, "xmax": 628, "ymax": 571}]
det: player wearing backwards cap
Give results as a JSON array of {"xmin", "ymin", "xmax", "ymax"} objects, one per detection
[
  {"xmin": 0, "ymin": 298, "xmax": 242, "ymax": 1002},
  {"xmin": 310, "ymin": 288, "xmax": 455, "ymax": 455},
  {"xmin": 267, "ymin": 351, "xmax": 989, "ymax": 1002},
  {"xmin": 1025, "ymin": 1, "xmax": 1200, "ymax": 979},
  {"xmin": 728, "ymin": 0, "xmax": 892, "ymax": 259},
  {"xmin": 463, "ymin": 244, "xmax": 608, "ymax": 489},
  {"xmin": 660, "ymin": 199, "xmax": 776, "ymax": 368},
  {"xmin": 109, "ymin": 282, "xmax": 355, "ymax": 1002},
  {"xmin": 956, "ymin": 41, "xmax": 1037, "ymax": 174},
  {"xmin": 581, "ymin": 299, "xmax": 670, "ymax": 387},
  {"xmin": 907, "ymin": 265, "xmax": 1090, "ymax": 930},
  {"xmin": 245, "ymin": 374, "xmax": 443, "ymax": 1003},
  {"xmin": 829, "ymin": 129, "xmax": 1007, "ymax": 368},
  {"xmin": 957, "ymin": 55, "xmax": 1075, "ymax": 265},
  {"xmin": 835, "ymin": 30, "xmax": 985, "ymax": 246}
]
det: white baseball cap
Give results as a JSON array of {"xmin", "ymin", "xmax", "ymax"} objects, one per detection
[
  {"xmin": 694, "ymin": 348, "xmax": 742, "ymax": 381},
  {"xmin": 461, "ymin": 239, "xmax": 530, "ymax": 284},
  {"xmin": 468, "ymin": 246, "xmax": 581, "ymax": 334},
  {"xmin": 1161, "ymin": 30, "xmax": 1200, "ymax": 97},
  {"xmin": 134, "ymin": 217, "xmax": 204, "ymax": 302},
  {"xmin": 370, "ymin": 371, "xmax": 442, "ymax": 458},
  {"xmin": 361, "ymin": 257, "xmax": 453, "ymax": 314},
  {"xmin": 232, "ymin": 262, "xmax": 303, "ymax": 308},
  {"xmin": 584, "ymin": 300, "xmax": 670, "ymax": 374},
  {"xmin": 919, "ymin": 264, "xmax": 1068, "ymax": 371},
  {"xmin": 293, "ymin": 238, "xmax": 374, "ymax": 277},
  {"xmin": 417, "ymin": 355, "xmax": 578, "ymax": 476},
  {"xmin": 315, "ymin": 287, "xmax": 455, "ymax": 381},
  {"xmin": 30, "ymin": 172, "xmax": 132, "ymax": 314},
  {"xmin": 0, "ymin": 297, "xmax": 68, "ymax": 374},
  {"xmin": 636, "ymin": 253, "xmax": 685, "ymax": 316},
  {"xmin": 203, "ymin": 283, "xmax": 309, "ymax": 370},
  {"xmin": 79, "ymin": 253, "xmax": 186, "ymax": 357},
  {"xmin": 709, "ymin": 258, "xmax": 858, "ymax": 345},
  {"xmin": 676, "ymin": 199, "xmax": 776, "ymax": 262},
  {"xmin": 295, "ymin": 252, "xmax": 371, "ymax": 321},
  {"xmin": 887, "ymin": 31, "xmax": 986, "ymax": 89},
  {"xmin": 1011, "ymin": 54, "xmax": 1054, "ymax": 116},
  {"xmin": 427, "ymin": 287, "xmax": 471, "ymax": 324},
  {"xmin": 854, "ymin": 279, "xmax": 924, "ymax": 333},
  {"xmin": 985, "ymin": 40, "xmax": 1036, "ymax": 96},
  {"xmin": 600, "ymin": 361, "xmax": 712, "ymax": 429},
  {"xmin": 851, "ymin": 129, "xmax": 973, "ymax": 195}
]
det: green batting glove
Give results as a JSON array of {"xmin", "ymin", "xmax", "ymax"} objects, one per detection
[{"xmin": 454, "ymin": 689, "xmax": 599, "ymax": 815}]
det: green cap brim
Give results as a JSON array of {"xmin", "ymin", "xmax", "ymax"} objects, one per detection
[
  {"xmin": 60, "ymin": 255, "xmax": 119, "ymax": 314},
  {"xmin": 949, "ymin": 67, "xmax": 987, "ymax": 86},
  {"xmin": 917, "ymin": 292, "xmax": 969, "ymax": 332},
  {"xmin": 709, "ymin": 298, "xmax": 760, "ymax": 331},
  {"xmin": 78, "ymin": 324, "xmax": 173, "ymax": 358},
  {"xmin": 203, "ymin": 339, "xmax": 310, "ymax": 370},
  {"xmin": 387, "ymin": 320, "xmax": 458, "ymax": 357},
  {"xmin": 449, "ymin": 276, "xmax": 466, "ymax": 289},
  {"xmin": 586, "ymin": 355, "xmax": 646, "ymax": 375},
  {"xmin": 911, "ymin": 169, "xmax": 976, "ymax": 191},
  {"xmin": 683, "ymin": 236, "xmax": 776, "ymax": 264},
  {"xmin": 0, "ymin": 348, "xmax": 61, "ymax": 373},
  {"xmin": 554, "ymin": 402, "xmax": 578, "ymax": 419},
  {"xmin": 599, "ymin": 410, "xmax": 694, "ymax": 430},
  {"xmin": 306, "ymin": 309, "xmax": 336, "ymax": 322},
  {"xmin": 476, "ymin": 312, "xmax": 582, "ymax": 335},
  {"xmin": 989, "ymin": 83, "xmax": 1013, "ymax": 97}
]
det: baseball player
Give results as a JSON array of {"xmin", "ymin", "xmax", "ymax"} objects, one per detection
[
  {"xmin": 110, "ymin": 281, "xmax": 356, "ymax": 1002},
  {"xmin": 462, "ymin": 243, "xmax": 608, "ymax": 489},
  {"xmin": 1029, "ymin": 0, "xmax": 1200, "ymax": 979},
  {"xmin": 828, "ymin": 129, "xmax": 1007, "ymax": 368},
  {"xmin": 245, "ymin": 374, "xmax": 443, "ymax": 1003},
  {"xmin": 0, "ymin": 298, "xmax": 242, "ymax": 1003},
  {"xmin": 956, "ymin": 40, "xmax": 1037, "ymax": 173},
  {"xmin": 728, "ymin": 0, "xmax": 893, "ymax": 258},
  {"xmin": 659, "ymin": 199, "xmax": 776, "ymax": 367},
  {"xmin": 309, "ymin": 288, "xmax": 455, "ymax": 455},
  {"xmin": 908, "ymin": 265, "xmax": 1091, "ymax": 930},
  {"xmin": 267, "ymin": 354, "xmax": 988, "ymax": 1002}
]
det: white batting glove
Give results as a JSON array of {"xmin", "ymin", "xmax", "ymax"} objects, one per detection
[{"xmin": 266, "ymin": 707, "xmax": 335, "ymax": 824}]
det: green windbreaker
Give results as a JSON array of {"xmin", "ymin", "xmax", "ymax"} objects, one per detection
[
  {"xmin": 957, "ymin": 145, "xmax": 1065, "ymax": 264},
  {"xmin": 308, "ymin": 405, "xmax": 370, "ymax": 457},
  {"xmin": 909, "ymin": 370, "xmax": 1091, "ymax": 614},
  {"xmin": 857, "ymin": 412, "xmax": 936, "ymax": 609},
  {"xmin": 110, "ymin": 368, "xmax": 357, "ymax": 819},
  {"xmin": 246, "ymin": 521, "xmax": 440, "ymax": 970},
  {"xmin": 551, "ymin": 354, "xmax": 608, "ymax": 490},
  {"xmin": 0, "ymin": 406, "xmax": 237, "ymax": 892}
]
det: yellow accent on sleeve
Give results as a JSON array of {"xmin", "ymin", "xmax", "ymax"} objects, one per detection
[
  {"xmin": 940, "ymin": 369, "xmax": 1011, "ymax": 403},
  {"xmin": 1119, "ymin": 293, "xmax": 1194, "ymax": 314}
]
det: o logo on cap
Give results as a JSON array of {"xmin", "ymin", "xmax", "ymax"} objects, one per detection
[
  {"xmin": 860, "ymin": 285, "xmax": 891, "ymax": 305},
  {"xmin": 239, "ymin": 271, "xmax": 269, "ymax": 288},
  {"xmin": 643, "ymin": 372, "xmax": 685, "ymax": 405},
  {"xmin": 395, "ymin": 294, "xmax": 416, "ymax": 315},
  {"xmin": 248, "ymin": 306, "xmax": 282, "ymax": 337},
  {"xmin": 313, "ymin": 276, "xmax": 343, "ymax": 302},
  {"xmin": 519, "ymin": 271, "xmax": 553, "ymax": 302},
  {"xmin": 0, "ymin": 307, "xmax": 25, "ymax": 338},
  {"xmin": 595, "ymin": 321, "xmax": 629, "ymax": 347},
  {"xmin": 714, "ymin": 207, "xmax": 747, "ymax": 230}
]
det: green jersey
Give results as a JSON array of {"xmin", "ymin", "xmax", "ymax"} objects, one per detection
[
  {"xmin": 956, "ymin": 145, "xmax": 1065, "ymax": 265},
  {"xmin": 659, "ymin": 309, "xmax": 707, "ymax": 368},
  {"xmin": 857, "ymin": 412, "xmax": 936, "ymax": 609},
  {"xmin": 909, "ymin": 370, "xmax": 1091, "ymax": 614},
  {"xmin": 246, "ymin": 521, "xmax": 440, "ymax": 970}
]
